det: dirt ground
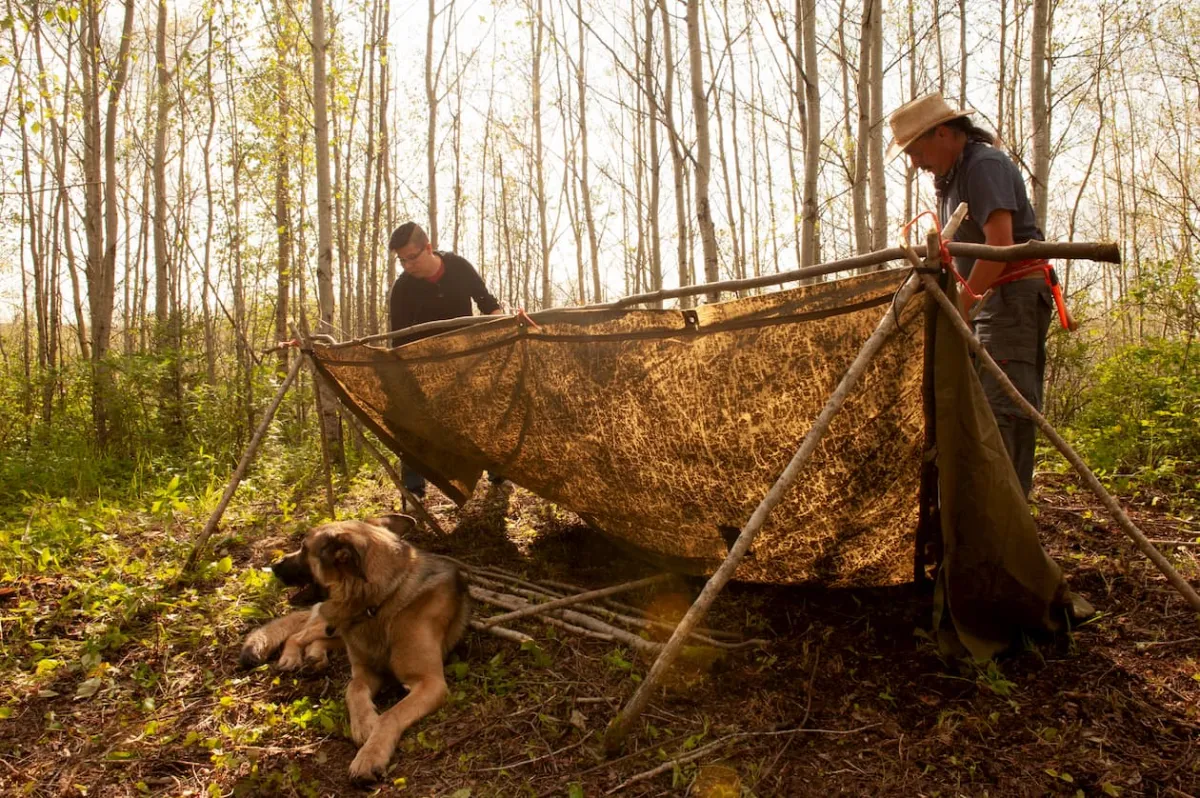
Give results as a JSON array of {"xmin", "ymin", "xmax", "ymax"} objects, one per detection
[{"xmin": 1, "ymin": 470, "xmax": 1198, "ymax": 797}]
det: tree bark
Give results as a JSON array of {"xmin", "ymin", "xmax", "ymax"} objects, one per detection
[
  {"xmin": 687, "ymin": 0, "xmax": 720, "ymax": 300},
  {"xmin": 1030, "ymin": 0, "xmax": 1050, "ymax": 231},
  {"xmin": 867, "ymin": 0, "xmax": 886, "ymax": 252},
  {"xmin": 799, "ymin": 0, "xmax": 820, "ymax": 267},
  {"xmin": 311, "ymin": 0, "xmax": 347, "ymax": 470}
]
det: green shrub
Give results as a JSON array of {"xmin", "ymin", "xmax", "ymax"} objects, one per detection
[{"xmin": 1068, "ymin": 337, "xmax": 1200, "ymax": 493}]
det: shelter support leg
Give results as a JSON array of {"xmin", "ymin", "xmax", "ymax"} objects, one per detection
[
  {"xmin": 321, "ymin": 383, "xmax": 448, "ymax": 537},
  {"xmin": 183, "ymin": 353, "xmax": 304, "ymax": 574},
  {"xmin": 602, "ymin": 271, "xmax": 926, "ymax": 755},
  {"xmin": 911, "ymin": 267, "xmax": 1200, "ymax": 617}
]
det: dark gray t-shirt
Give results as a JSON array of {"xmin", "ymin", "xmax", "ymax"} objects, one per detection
[{"xmin": 938, "ymin": 141, "xmax": 1043, "ymax": 279}]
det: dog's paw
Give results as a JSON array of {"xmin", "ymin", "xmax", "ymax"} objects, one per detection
[
  {"xmin": 276, "ymin": 648, "xmax": 304, "ymax": 672},
  {"xmin": 238, "ymin": 638, "xmax": 270, "ymax": 669},
  {"xmin": 348, "ymin": 740, "xmax": 392, "ymax": 784},
  {"xmin": 349, "ymin": 711, "xmax": 379, "ymax": 747},
  {"xmin": 303, "ymin": 646, "xmax": 330, "ymax": 671}
]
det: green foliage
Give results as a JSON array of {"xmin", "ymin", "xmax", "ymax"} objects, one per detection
[{"xmin": 1067, "ymin": 337, "xmax": 1199, "ymax": 495}]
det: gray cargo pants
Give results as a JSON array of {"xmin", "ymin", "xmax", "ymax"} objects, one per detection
[{"xmin": 972, "ymin": 278, "xmax": 1054, "ymax": 497}]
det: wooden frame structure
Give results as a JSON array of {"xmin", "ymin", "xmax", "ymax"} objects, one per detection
[{"xmin": 183, "ymin": 208, "xmax": 1199, "ymax": 757}]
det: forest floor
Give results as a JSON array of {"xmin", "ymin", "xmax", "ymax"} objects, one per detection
[{"xmin": 0, "ymin": 467, "xmax": 1198, "ymax": 797}]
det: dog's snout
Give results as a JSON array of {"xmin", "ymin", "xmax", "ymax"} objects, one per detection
[{"xmin": 272, "ymin": 551, "xmax": 313, "ymax": 587}]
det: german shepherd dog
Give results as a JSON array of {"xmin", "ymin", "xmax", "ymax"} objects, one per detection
[{"xmin": 240, "ymin": 515, "xmax": 471, "ymax": 782}]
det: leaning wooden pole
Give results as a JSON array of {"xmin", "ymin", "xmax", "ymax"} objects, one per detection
[
  {"xmin": 321, "ymin": 377, "xmax": 448, "ymax": 537},
  {"xmin": 601, "ymin": 206, "xmax": 969, "ymax": 754},
  {"xmin": 183, "ymin": 353, "xmax": 304, "ymax": 574},
  {"xmin": 906, "ymin": 249, "xmax": 1200, "ymax": 618},
  {"xmin": 604, "ymin": 271, "xmax": 920, "ymax": 749}
]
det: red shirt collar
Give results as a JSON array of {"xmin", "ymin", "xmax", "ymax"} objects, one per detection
[{"xmin": 420, "ymin": 255, "xmax": 446, "ymax": 284}]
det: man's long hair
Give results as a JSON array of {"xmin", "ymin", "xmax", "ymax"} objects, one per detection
[{"xmin": 945, "ymin": 116, "xmax": 999, "ymax": 147}]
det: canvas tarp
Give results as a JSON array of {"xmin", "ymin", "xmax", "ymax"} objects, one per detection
[{"xmin": 309, "ymin": 268, "xmax": 1070, "ymax": 653}]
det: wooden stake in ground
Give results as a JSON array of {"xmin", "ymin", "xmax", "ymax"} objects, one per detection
[
  {"xmin": 907, "ymin": 255, "xmax": 1200, "ymax": 618},
  {"xmin": 183, "ymin": 353, "xmax": 303, "ymax": 574}
]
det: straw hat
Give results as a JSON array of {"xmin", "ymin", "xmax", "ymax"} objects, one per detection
[{"xmin": 885, "ymin": 93, "xmax": 976, "ymax": 161}]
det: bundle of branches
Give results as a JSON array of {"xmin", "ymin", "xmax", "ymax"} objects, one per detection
[{"xmin": 445, "ymin": 558, "xmax": 770, "ymax": 654}]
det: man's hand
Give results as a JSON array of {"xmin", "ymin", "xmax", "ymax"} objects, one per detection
[{"xmin": 958, "ymin": 209, "xmax": 1016, "ymax": 322}]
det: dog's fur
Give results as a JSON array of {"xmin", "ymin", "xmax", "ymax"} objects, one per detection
[
  {"xmin": 240, "ymin": 514, "xmax": 471, "ymax": 782},
  {"xmin": 239, "ymin": 514, "xmax": 416, "ymax": 671}
]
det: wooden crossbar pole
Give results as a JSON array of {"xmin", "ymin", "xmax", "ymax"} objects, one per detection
[
  {"xmin": 183, "ymin": 353, "xmax": 303, "ymax": 574},
  {"xmin": 907, "ymin": 251, "xmax": 1200, "ymax": 618}
]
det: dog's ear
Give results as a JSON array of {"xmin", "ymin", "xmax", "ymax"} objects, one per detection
[
  {"xmin": 321, "ymin": 535, "xmax": 366, "ymax": 581},
  {"xmin": 368, "ymin": 513, "xmax": 418, "ymax": 538}
]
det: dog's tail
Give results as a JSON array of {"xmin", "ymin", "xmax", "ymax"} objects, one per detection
[
  {"xmin": 240, "ymin": 609, "xmax": 314, "ymax": 668},
  {"xmin": 444, "ymin": 567, "xmax": 472, "ymax": 658}
]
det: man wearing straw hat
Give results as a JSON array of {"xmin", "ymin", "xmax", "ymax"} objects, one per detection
[{"xmin": 888, "ymin": 92, "xmax": 1053, "ymax": 498}]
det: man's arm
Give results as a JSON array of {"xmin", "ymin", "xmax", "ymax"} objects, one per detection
[
  {"xmin": 958, "ymin": 209, "xmax": 1014, "ymax": 318},
  {"xmin": 459, "ymin": 256, "xmax": 503, "ymax": 315}
]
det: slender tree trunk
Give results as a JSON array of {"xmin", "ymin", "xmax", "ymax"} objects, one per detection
[
  {"xmin": 854, "ymin": 0, "xmax": 872, "ymax": 255},
  {"xmin": 720, "ymin": 0, "xmax": 746, "ymax": 282},
  {"xmin": 867, "ymin": 0, "xmax": 886, "ymax": 252},
  {"xmin": 659, "ymin": 0, "xmax": 690, "ymax": 306},
  {"xmin": 425, "ymin": 0, "xmax": 440, "ymax": 245},
  {"xmin": 799, "ymin": 0, "xmax": 821, "ymax": 266},
  {"xmin": 998, "ymin": 0, "xmax": 1006, "ymax": 141},
  {"xmin": 371, "ymin": 0, "xmax": 390, "ymax": 334},
  {"xmin": 355, "ymin": 0, "xmax": 379, "ymax": 336},
  {"xmin": 81, "ymin": 0, "xmax": 135, "ymax": 448},
  {"xmin": 576, "ymin": 0, "xmax": 601, "ymax": 303},
  {"xmin": 201, "ymin": 14, "xmax": 217, "ymax": 383},
  {"xmin": 532, "ymin": 0, "xmax": 550, "ymax": 307},
  {"xmin": 311, "ymin": 0, "xmax": 347, "ymax": 470},
  {"xmin": 687, "ymin": 0, "xmax": 719, "ymax": 299},
  {"xmin": 275, "ymin": 0, "xmax": 293, "ymax": 375},
  {"xmin": 958, "ymin": 0, "xmax": 967, "ymax": 106},
  {"xmin": 644, "ymin": 0, "xmax": 664, "ymax": 303},
  {"xmin": 1030, "ymin": 0, "xmax": 1050, "ymax": 230}
]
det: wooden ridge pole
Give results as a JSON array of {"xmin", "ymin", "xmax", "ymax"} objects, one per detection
[
  {"xmin": 183, "ymin": 352, "xmax": 303, "ymax": 574},
  {"xmin": 325, "ymin": 240, "xmax": 1118, "ymax": 351}
]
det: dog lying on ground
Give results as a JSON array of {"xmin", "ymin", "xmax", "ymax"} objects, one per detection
[{"xmin": 240, "ymin": 515, "xmax": 471, "ymax": 782}]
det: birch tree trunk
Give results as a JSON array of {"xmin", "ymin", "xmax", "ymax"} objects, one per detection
[
  {"xmin": 799, "ymin": 0, "xmax": 820, "ymax": 267},
  {"xmin": 687, "ymin": 0, "xmax": 720, "ymax": 299},
  {"xmin": 1030, "ymin": 0, "xmax": 1050, "ymax": 230},
  {"xmin": 311, "ymin": 0, "xmax": 347, "ymax": 470}
]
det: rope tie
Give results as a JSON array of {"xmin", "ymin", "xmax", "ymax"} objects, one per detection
[{"xmin": 900, "ymin": 211, "xmax": 1074, "ymax": 330}]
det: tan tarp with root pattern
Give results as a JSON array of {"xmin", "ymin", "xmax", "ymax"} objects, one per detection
[
  {"xmin": 310, "ymin": 267, "xmax": 1075, "ymax": 656},
  {"xmin": 312, "ymin": 269, "xmax": 926, "ymax": 585}
]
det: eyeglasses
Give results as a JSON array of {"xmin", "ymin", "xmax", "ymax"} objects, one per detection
[{"xmin": 396, "ymin": 246, "xmax": 425, "ymax": 266}]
